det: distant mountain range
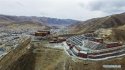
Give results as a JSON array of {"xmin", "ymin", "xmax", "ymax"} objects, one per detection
[
  {"xmin": 0, "ymin": 13, "xmax": 125, "ymax": 41},
  {"xmin": 0, "ymin": 14, "xmax": 79, "ymax": 26}
]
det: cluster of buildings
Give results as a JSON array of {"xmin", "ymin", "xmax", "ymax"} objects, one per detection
[
  {"xmin": 1, "ymin": 25, "xmax": 124, "ymax": 61},
  {"xmin": 32, "ymin": 30, "xmax": 67, "ymax": 43},
  {"xmin": 0, "ymin": 29, "xmax": 31, "ymax": 60},
  {"xmin": 1, "ymin": 26, "xmax": 124, "ymax": 60},
  {"xmin": 64, "ymin": 33, "xmax": 125, "ymax": 60},
  {"xmin": 49, "ymin": 37, "xmax": 66, "ymax": 43},
  {"xmin": 31, "ymin": 30, "xmax": 51, "ymax": 41}
]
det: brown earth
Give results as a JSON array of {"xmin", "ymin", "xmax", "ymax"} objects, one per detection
[
  {"xmin": 69, "ymin": 13, "xmax": 125, "ymax": 34},
  {"xmin": 6, "ymin": 49, "xmax": 35, "ymax": 70},
  {"xmin": 2, "ymin": 41, "xmax": 125, "ymax": 70}
]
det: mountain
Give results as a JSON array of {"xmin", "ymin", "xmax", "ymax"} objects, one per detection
[
  {"xmin": 0, "ymin": 14, "xmax": 78, "ymax": 26},
  {"xmin": 68, "ymin": 13, "xmax": 125, "ymax": 34}
]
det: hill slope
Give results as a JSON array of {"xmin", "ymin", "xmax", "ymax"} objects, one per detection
[{"xmin": 69, "ymin": 13, "xmax": 125, "ymax": 34}]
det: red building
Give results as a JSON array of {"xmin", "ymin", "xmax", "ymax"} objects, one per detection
[
  {"xmin": 34, "ymin": 30, "xmax": 50, "ymax": 36},
  {"xmin": 106, "ymin": 42, "xmax": 121, "ymax": 48},
  {"xmin": 64, "ymin": 35, "xmax": 125, "ymax": 60},
  {"xmin": 93, "ymin": 38, "xmax": 103, "ymax": 43},
  {"xmin": 49, "ymin": 37, "xmax": 66, "ymax": 43},
  {"xmin": 78, "ymin": 51, "xmax": 88, "ymax": 58}
]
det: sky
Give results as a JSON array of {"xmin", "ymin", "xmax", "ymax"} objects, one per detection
[{"xmin": 0, "ymin": 0, "xmax": 125, "ymax": 20}]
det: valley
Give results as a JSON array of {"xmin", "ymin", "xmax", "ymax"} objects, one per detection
[{"xmin": 0, "ymin": 12, "xmax": 125, "ymax": 70}]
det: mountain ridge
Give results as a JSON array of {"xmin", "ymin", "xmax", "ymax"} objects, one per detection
[{"xmin": 68, "ymin": 13, "xmax": 125, "ymax": 34}]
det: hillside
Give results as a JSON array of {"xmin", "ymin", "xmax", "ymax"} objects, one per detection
[
  {"xmin": 6, "ymin": 41, "xmax": 125, "ymax": 70},
  {"xmin": 110, "ymin": 25, "xmax": 125, "ymax": 42},
  {"xmin": 69, "ymin": 13, "xmax": 125, "ymax": 34}
]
